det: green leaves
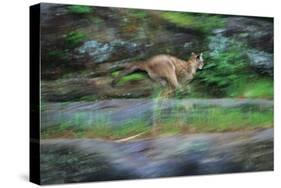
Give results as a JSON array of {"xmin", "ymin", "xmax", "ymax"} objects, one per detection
[
  {"xmin": 64, "ymin": 31, "xmax": 87, "ymax": 48},
  {"xmin": 117, "ymin": 73, "xmax": 147, "ymax": 85},
  {"xmin": 197, "ymin": 42, "xmax": 250, "ymax": 95},
  {"xmin": 67, "ymin": 5, "xmax": 92, "ymax": 14},
  {"xmin": 161, "ymin": 12, "xmax": 225, "ymax": 33}
]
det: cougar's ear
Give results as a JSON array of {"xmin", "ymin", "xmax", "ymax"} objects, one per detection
[
  {"xmin": 191, "ymin": 52, "xmax": 197, "ymax": 58},
  {"xmin": 199, "ymin": 53, "xmax": 203, "ymax": 61}
]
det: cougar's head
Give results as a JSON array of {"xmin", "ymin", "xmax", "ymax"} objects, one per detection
[{"xmin": 191, "ymin": 52, "xmax": 204, "ymax": 70}]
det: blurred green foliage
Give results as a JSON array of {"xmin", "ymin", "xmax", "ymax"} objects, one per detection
[
  {"xmin": 47, "ymin": 50, "xmax": 65, "ymax": 59},
  {"xmin": 161, "ymin": 12, "xmax": 225, "ymax": 33},
  {"xmin": 42, "ymin": 118, "xmax": 150, "ymax": 139},
  {"xmin": 227, "ymin": 77, "xmax": 273, "ymax": 98},
  {"xmin": 242, "ymin": 79, "xmax": 273, "ymax": 98},
  {"xmin": 42, "ymin": 104, "xmax": 273, "ymax": 139},
  {"xmin": 64, "ymin": 31, "xmax": 87, "ymax": 48},
  {"xmin": 115, "ymin": 72, "xmax": 147, "ymax": 85},
  {"xmin": 67, "ymin": 5, "xmax": 92, "ymax": 14},
  {"xmin": 111, "ymin": 71, "xmax": 120, "ymax": 77},
  {"xmin": 157, "ymin": 108, "xmax": 273, "ymax": 134},
  {"xmin": 196, "ymin": 48, "xmax": 249, "ymax": 96},
  {"xmin": 46, "ymin": 50, "xmax": 70, "ymax": 63},
  {"xmin": 188, "ymin": 107, "xmax": 273, "ymax": 131}
]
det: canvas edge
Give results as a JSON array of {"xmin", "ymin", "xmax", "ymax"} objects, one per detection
[{"xmin": 29, "ymin": 3, "xmax": 41, "ymax": 185}]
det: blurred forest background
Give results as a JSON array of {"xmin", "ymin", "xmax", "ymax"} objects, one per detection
[
  {"xmin": 39, "ymin": 4, "xmax": 273, "ymax": 184},
  {"xmin": 41, "ymin": 4, "xmax": 273, "ymax": 101}
]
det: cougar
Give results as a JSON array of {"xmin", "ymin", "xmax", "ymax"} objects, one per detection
[{"xmin": 112, "ymin": 52, "xmax": 204, "ymax": 89}]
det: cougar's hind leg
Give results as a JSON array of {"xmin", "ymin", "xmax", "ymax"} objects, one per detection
[{"xmin": 147, "ymin": 71, "xmax": 165, "ymax": 87}]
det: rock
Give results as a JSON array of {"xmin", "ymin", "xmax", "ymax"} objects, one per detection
[
  {"xmin": 247, "ymin": 49, "xmax": 273, "ymax": 75},
  {"xmin": 76, "ymin": 40, "xmax": 114, "ymax": 63},
  {"xmin": 208, "ymin": 33, "xmax": 232, "ymax": 56},
  {"xmin": 41, "ymin": 75, "xmax": 153, "ymax": 102},
  {"xmin": 40, "ymin": 141, "xmax": 137, "ymax": 184},
  {"xmin": 40, "ymin": 128, "xmax": 273, "ymax": 184},
  {"xmin": 41, "ymin": 78, "xmax": 98, "ymax": 101},
  {"xmin": 225, "ymin": 17, "xmax": 273, "ymax": 53},
  {"xmin": 75, "ymin": 40, "xmax": 141, "ymax": 63}
]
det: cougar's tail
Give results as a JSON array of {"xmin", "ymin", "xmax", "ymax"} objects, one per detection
[{"xmin": 111, "ymin": 62, "xmax": 146, "ymax": 87}]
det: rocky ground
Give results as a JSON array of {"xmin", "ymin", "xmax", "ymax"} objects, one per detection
[
  {"xmin": 40, "ymin": 128, "xmax": 273, "ymax": 184},
  {"xmin": 40, "ymin": 98, "xmax": 273, "ymax": 184}
]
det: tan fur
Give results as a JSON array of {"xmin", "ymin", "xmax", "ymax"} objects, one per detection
[{"xmin": 112, "ymin": 52, "xmax": 204, "ymax": 89}]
